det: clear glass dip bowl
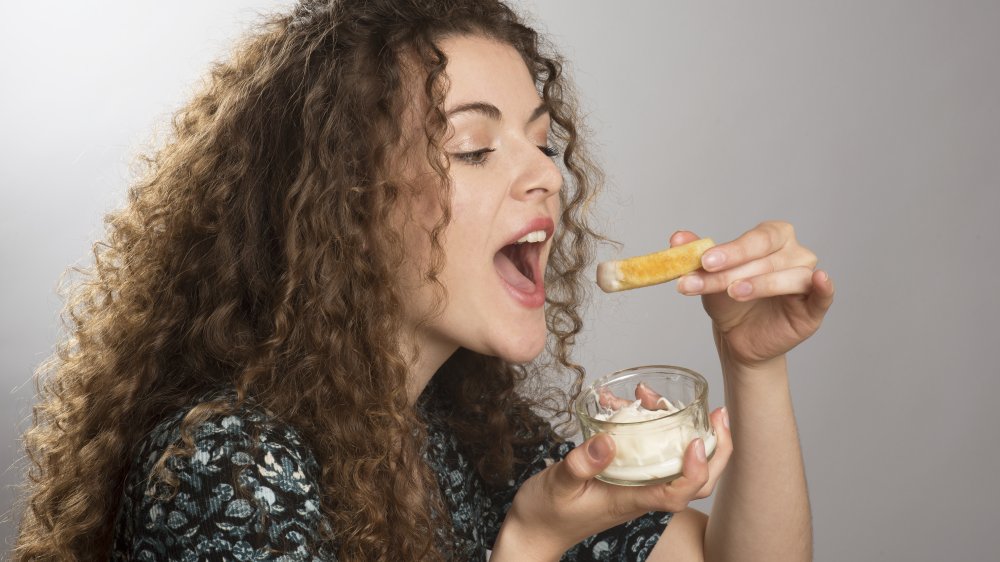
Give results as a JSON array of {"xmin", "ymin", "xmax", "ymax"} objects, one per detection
[{"xmin": 574, "ymin": 365, "xmax": 716, "ymax": 486}]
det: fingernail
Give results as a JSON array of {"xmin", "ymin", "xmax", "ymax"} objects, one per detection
[
  {"xmin": 694, "ymin": 438, "xmax": 706, "ymax": 461},
  {"xmin": 702, "ymin": 251, "xmax": 724, "ymax": 270},
  {"xmin": 819, "ymin": 270, "xmax": 829, "ymax": 283},
  {"xmin": 731, "ymin": 280, "xmax": 752, "ymax": 297},
  {"xmin": 722, "ymin": 407, "xmax": 730, "ymax": 429},
  {"xmin": 679, "ymin": 275, "xmax": 704, "ymax": 294},
  {"xmin": 588, "ymin": 435, "xmax": 612, "ymax": 463}
]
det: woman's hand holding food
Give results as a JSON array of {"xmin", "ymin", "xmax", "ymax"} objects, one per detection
[
  {"xmin": 644, "ymin": 221, "xmax": 831, "ymax": 562},
  {"xmin": 496, "ymin": 221, "xmax": 831, "ymax": 561},
  {"xmin": 673, "ymin": 222, "xmax": 834, "ymax": 368},
  {"xmin": 491, "ymin": 406, "xmax": 732, "ymax": 562}
]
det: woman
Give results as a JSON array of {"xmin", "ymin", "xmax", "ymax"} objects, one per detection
[{"xmin": 15, "ymin": 0, "xmax": 833, "ymax": 560}]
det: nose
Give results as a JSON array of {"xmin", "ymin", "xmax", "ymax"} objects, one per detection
[{"xmin": 511, "ymin": 141, "xmax": 563, "ymax": 201}]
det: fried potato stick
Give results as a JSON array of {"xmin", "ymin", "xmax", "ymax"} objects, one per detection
[{"xmin": 596, "ymin": 238, "xmax": 716, "ymax": 293}]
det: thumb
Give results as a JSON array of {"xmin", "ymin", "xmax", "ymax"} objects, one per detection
[
  {"xmin": 550, "ymin": 433, "xmax": 615, "ymax": 497},
  {"xmin": 669, "ymin": 230, "xmax": 700, "ymax": 247}
]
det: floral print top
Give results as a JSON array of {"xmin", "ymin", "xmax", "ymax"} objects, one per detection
[{"xmin": 111, "ymin": 391, "xmax": 671, "ymax": 561}]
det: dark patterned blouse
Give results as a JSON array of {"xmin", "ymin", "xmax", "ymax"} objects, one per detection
[{"xmin": 111, "ymin": 391, "xmax": 671, "ymax": 561}]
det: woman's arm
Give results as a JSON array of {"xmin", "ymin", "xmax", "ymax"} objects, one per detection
[
  {"xmin": 650, "ymin": 508, "xmax": 710, "ymax": 561},
  {"xmin": 704, "ymin": 355, "xmax": 811, "ymax": 561},
  {"xmin": 649, "ymin": 356, "xmax": 811, "ymax": 562},
  {"xmin": 651, "ymin": 223, "xmax": 832, "ymax": 561}
]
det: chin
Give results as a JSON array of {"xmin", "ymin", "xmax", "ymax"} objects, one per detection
[{"xmin": 491, "ymin": 329, "xmax": 548, "ymax": 364}]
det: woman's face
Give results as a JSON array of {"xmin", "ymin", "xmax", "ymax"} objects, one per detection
[{"xmin": 400, "ymin": 34, "xmax": 563, "ymax": 366}]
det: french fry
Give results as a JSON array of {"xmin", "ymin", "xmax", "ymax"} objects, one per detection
[{"xmin": 596, "ymin": 238, "xmax": 716, "ymax": 293}]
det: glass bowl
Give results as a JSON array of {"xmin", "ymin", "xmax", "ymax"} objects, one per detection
[{"xmin": 574, "ymin": 365, "xmax": 716, "ymax": 486}]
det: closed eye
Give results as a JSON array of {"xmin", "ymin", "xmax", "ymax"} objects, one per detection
[
  {"xmin": 452, "ymin": 148, "xmax": 496, "ymax": 167},
  {"xmin": 451, "ymin": 144, "xmax": 559, "ymax": 167},
  {"xmin": 539, "ymin": 145, "xmax": 560, "ymax": 158}
]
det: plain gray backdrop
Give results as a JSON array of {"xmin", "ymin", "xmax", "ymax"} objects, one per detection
[{"xmin": 2, "ymin": 1, "xmax": 998, "ymax": 560}]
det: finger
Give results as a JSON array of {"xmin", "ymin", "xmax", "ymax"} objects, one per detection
[
  {"xmin": 598, "ymin": 387, "xmax": 634, "ymax": 410},
  {"xmin": 678, "ymin": 257, "xmax": 774, "ymax": 296},
  {"xmin": 643, "ymin": 438, "xmax": 710, "ymax": 513},
  {"xmin": 549, "ymin": 434, "xmax": 616, "ymax": 499},
  {"xmin": 806, "ymin": 269, "xmax": 835, "ymax": 318},
  {"xmin": 678, "ymin": 243, "xmax": 815, "ymax": 296},
  {"xmin": 635, "ymin": 382, "xmax": 679, "ymax": 412},
  {"xmin": 700, "ymin": 221, "xmax": 794, "ymax": 272},
  {"xmin": 669, "ymin": 230, "xmax": 701, "ymax": 248},
  {"xmin": 634, "ymin": 382, "xmax": 661, "ymax": 410},
  {"xmin": 726, "ymin": 266, "xmax": 815, "ymax": 302},
  {"xmin": 696, "ymin": 407, "xmax": 733, "ymax": 498}
]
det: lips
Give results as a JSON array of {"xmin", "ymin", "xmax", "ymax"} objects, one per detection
[{"xmin": 493, "ymin": 217, "xmax": 554, "ymax": 308}]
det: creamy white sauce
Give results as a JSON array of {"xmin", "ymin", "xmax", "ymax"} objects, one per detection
[
  {"xmin": 593, "ymin": 398, "xmax": 715, "ymax": 483},
  {"xmin": 594, "ymin": 397, "xmax": 680, "ymax": 423}
]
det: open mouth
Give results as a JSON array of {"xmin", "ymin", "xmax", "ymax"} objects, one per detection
[{"xmin": 494, "ymin": 238, "xmax": 543, "ymax": 294}]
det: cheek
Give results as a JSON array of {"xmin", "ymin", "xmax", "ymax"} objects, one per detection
[
  {"xmin": 439, "ymin": 216, "xmax": 481, "ymax": 275},
  {"xmin": 446, "ymin": 184, "xmax": 492, "ymax": 247},
  {"xmin": 447, "ymin": 175, "xmax": 475, "ymax": 216}
]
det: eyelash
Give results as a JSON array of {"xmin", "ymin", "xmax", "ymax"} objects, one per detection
[{"xmin": 453, "ymin": 145, "xmax": 561, "ymax": 167}]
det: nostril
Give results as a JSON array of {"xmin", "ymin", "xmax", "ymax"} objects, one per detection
[{"xmin": 511, "ymin": 142, "xmax": 563, "ymax": 196}]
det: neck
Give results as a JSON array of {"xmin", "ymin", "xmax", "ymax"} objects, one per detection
[{"xmin": 403, "ymin": 330, "xmax": 458, "ymax": 405}]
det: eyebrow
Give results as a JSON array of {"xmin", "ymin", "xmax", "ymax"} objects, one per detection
[{"xmin": 445, "ymin": 101, "xmax": 549, "ymax": 123}]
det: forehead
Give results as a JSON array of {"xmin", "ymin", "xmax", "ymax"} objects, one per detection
[{"xmin": 438, "ymin": 35, "xmax": 542, "ymax": 116}]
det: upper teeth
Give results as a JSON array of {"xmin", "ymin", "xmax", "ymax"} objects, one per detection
[{"xmin": 515, "ymin": 230, "xmax": 547, "ymax": 244}]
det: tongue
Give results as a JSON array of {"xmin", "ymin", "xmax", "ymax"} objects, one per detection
[{"xmin": 494, "ymin": 249, "xmax": 536, "ymax": 293}]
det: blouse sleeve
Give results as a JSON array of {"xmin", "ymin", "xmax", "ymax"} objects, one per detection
[
  {"xmin": 115, "ymin": 411, "xmax": 335, "ymax": 562},
  {"xmin": 482, "ymin": 433, "xmax": 672, "ymax": 562}
]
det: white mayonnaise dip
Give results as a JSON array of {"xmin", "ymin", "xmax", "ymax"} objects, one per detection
[{"xmin": 594, "ymin": 398, "xmax": 716, "ymax": 482}]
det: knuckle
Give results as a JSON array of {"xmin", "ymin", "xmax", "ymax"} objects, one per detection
[
  {"xmin": 563, "ymin": 457, "xmax": 583, "ymax": 480},
  {"xmin": 655, "ymin": 487, "xmax": 689, "ymax": 513},
  {"xmin": 752, "ymin": 276, "xmax": 771, "ymax": 296},
  {"xmin": 806, "ymin": 251, "xmax": 818, "ymax": 269},
  {"xmin": 764, "ymin": 223, "xmax": 783, "ymax": 247},
  {"xmin": 680, "ymin": 469, "xmax": 709, "ymax": 495},
  {"xmin": 695, "ymin": 469, "xmax": 710, "ymax": 489},
  {"xmin": 709, "ymin": 273, "xmax": 732, "ymax": 292},
  {"xmin": 766, "ymin": 254, "xmax": 781, "ymax": 274},
  {"xmin": 715, "ymin": 449, "xmax": 733, "ymax": 469},
  {"xmin": 714, "ymin": 271, "xmax": 736, "ymax": 291},
  {"xmin": 564, "ymin": 451, "xmax": 593, "ymax": 481},
  {"xmin": 710, "ymin": 442, "xmax": 729, "ymax": 461},
  {"xmin": 763, "ymin": 220, "xmax": 793, "ymax": 244}
]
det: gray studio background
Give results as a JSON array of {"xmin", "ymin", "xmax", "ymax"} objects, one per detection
[{"xmin": 2, "ymin": 1, "xmax": 998, "ymax": 560}]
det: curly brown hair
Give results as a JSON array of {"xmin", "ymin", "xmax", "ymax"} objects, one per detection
[{"xmin": 14, "ymin": 0, "xmax": 605, "ymax": 560}]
